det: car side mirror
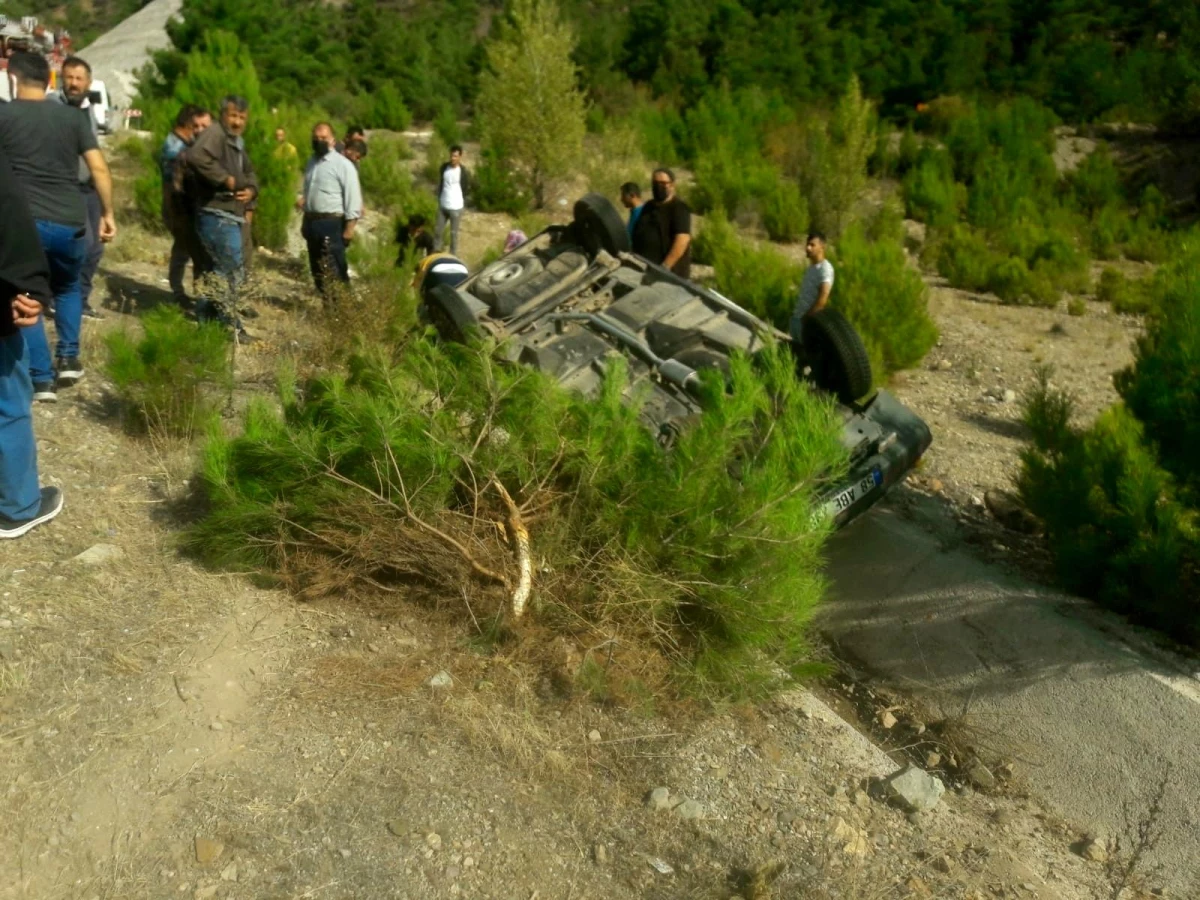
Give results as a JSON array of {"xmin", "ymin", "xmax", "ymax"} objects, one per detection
[{"xmin": 87, "ymin": 90, "xmax": 102, "ymax": 104}]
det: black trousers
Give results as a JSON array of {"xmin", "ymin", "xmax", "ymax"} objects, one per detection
[{"xmin": 302, "ymin": 217, "xmax": 349, "ymax": 298}]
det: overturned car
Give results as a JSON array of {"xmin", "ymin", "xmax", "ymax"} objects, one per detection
[{"xmin": 418, "ymin": 194, "xmax": 931, "ymax": 530}]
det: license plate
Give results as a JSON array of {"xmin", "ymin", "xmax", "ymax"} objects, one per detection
[{"xmin": 813, "ymin": 468, "xmax": 882, "ymax": 526}]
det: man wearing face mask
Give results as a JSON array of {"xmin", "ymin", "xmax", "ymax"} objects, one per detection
[
  {"xmin": 631, "ymin": 168, "xmax": 692, "ymax": 279},
  {"xmin": 297, "ymin": 122, "xmax": 363, "ymax": 301}
]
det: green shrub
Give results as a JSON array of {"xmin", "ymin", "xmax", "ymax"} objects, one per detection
[
  {"xmin": 188, "ymin": 339, "xmax": 847, "ymax": 694},
  {"xmin": 105, "ymin": 306, "xmax": 231, "ymax": 438},
  {"xmin": 1020, "ymin": 380, "xmax": 1200, "ymax": 645},
  {"xmin": 1067, "ymin": 297, "xmax": 1087, "ymax": 316},
  {"xmin": 694, "ymin": 212, "xmax": 801, "ymax": 325},
  {"xmin": 1097, "ymin": 267, "xmax": 1152, "ymax": 314},
  {"xmin": 761, "ymin": 179, "xmax": 809, "ymax": 243},
  {"xmin": 368, "ymin": 83, "xmax": 413, "ymax": 131},
  {"xmin": 1115, "ymin": 248, "xmax": 1200, "ymax": 500},
  {"xmin": 473, "ymin": 144, "xmax": 531, "ymax": 215},
  {"xmin": 1069, "ymin": 145, "xmax": 1125, "ymax": 217},
  {"xmin": 832, "ymin": 224, "xmax": 938, "ymax": 376},
  {"xmin": 433, "ymin": 105, "xmax": 462, "ymax": 147},
  {"xmin": 903, "ymin": 150, "xmax": 963, "ymax": 228},
  {"xmin": 357, "ymin": 135, "xmax": 431, "ymax": 219}
]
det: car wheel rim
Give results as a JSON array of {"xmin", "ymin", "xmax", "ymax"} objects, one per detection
[{"xmin": 487, "ymin": 262, "xmax": 525, "ymax": 285}]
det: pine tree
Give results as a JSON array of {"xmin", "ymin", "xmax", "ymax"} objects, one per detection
[
  {"xmin": 476, "ymin": 0, "xmax": 587, "ymax": 208},
  {"xmin": 802, "ymin": 76, "xmax": 876, "ymax": 237}
]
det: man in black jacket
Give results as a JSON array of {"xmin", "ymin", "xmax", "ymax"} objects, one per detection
[
  {"xmin": 0, "ymin": 147, "xmax": 65, "ymax": 538},
  {"xmin": 434, "ymin": 145, "xmax": 470, "ymax": 256}
]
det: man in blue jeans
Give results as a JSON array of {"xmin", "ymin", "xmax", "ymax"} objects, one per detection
[
  {"xmin": 0, "ymin": 52, "xmax": 116, "ymax": 403},
  {"xmin": 0, "ymin": 146, "xmax": 64, "ymax": 538},
  {"xmin": 183, "ymin": 95, "xmax": 258, "ymax": 339}
]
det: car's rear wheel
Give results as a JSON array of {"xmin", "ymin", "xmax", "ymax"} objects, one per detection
[
  {"xmin": 800, "ymin": 307, "xmax": 874, "ymax": 403},
  {"xmin": 473, "ymin": 256, "xmax": 544, "ymax": 309},
  {"xmin": 573, "ymin": 193, "xmax": 630, "ymax": 258}
]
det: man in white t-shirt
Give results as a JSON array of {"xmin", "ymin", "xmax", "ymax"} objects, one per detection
[
  {"xmin": 790, "ymin": 232, "xmax": 834, "ymax": 342},
  {"xmin": 434, "ymin": 145, "xmax": 470, "ymax": 256}
]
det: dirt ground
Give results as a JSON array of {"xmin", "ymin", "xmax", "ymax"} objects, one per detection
[{"xmin": 0, "ymin": 153, "xmax": 1150, "ymax": 900}]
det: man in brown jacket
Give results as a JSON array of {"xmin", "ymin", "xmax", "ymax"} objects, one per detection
[{"xmin": 186, "ymin": 94, "xmax": 258, "ymax": 334}]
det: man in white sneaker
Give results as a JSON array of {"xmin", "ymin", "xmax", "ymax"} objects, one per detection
[{"xmin": 433, "ymin": 145, "xmax": 470, "ymax": 256}]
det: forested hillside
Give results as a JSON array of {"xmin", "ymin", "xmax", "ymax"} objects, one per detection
[
  {"xmin": 0, "ymin": 0, "xmax": 150, "ymax": 46},
  {"xmin": 145, "ymin": 0, "xmax": 1200, "ymax": 125}
]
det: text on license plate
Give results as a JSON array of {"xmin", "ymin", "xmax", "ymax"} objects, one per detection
[{"xmin": 815, "ymin": 468, "xmax": 882, "ymax": 524}]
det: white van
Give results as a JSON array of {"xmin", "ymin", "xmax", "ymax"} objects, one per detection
[{"xmin": 86, "ymin": 79, "xmax": 112, "ymax": 133}]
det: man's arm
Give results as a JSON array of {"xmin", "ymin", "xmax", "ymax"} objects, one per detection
[
  {"xmin": 343, "ymin": 162, "xmax": 363, "ymax": 241},
  {"xmin": 82, "ymin": 148, "xmax": 117, "ymax": 242},
  {"xmin": 662, "ymin": 202, "xmax": 692, "ymax": 271},
  {"xmin": 663, "ymin": 233, "xmax": 692, "ymax": 271},
  {"xmin": 189, "ymin": 128, "xmax": 234, "ymax": 190},
  {"xmin": 809, "ymin": 280, "xmax": 832, "ymax": 314}
]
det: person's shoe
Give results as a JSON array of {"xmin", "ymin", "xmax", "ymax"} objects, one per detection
[
  {"xmin": 0, "ymin": 486, "xmax": 64, "ymax": 539},
  {"xmin": 33, "ymin": 381, "xmax": 58, "ymax": 403},
  {"xmin": 56, "ymin": 358, "xmax": 85, "ymax": 385},
  {"xmin": 81, "ymin": 306, "xmax": 105, "ymax": 320}
]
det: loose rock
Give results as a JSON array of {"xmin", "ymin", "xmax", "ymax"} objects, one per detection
[
  {"xmin": 883, "ymin": 765, "xmax": 945, "ymax": 812},
  {"xmin": 386, "ymin": 820, "xmax": 406, "ymax": 837},
  {"xmin": 674, "ymin": 799, "xmax": 704, "ymax": 821},
  {"xmin": 925, "ymin": 752, "xmax": 942, "ymax": 769},
  {"xmin": 194, "ymin": 837, "xmax": 224, "ymax": 864},
  {"xmin": 1079, "ymin": 837, "xmax": 1108, "ymax": 863},
  {"xmin": 587, "ymin": 729, "xmax": 602, "ymax": 743},
  {"xmin": 878, "ymin": 710, "xmax": 898, "ymax": 730},
  {"xmin": 428, "ymin": 671, "xmax": 453, "ymax": 689},
  {"xmin": 71, "ymin": 544, "xmax": 124, "ymax": 566},
  {"xmin": 965, "ymin": 760, "xmax": 997, "ymax": 792},
  {"xmin": 985, "ymin": 490, "xmax": 1041, "ymax": 534},
  {"xmin": 593, "ymin": 843, "xmax": 608, "ymax": 865},
  {"xmin": 646, "ymin": 787, "xmax": 671, "ymax": 811},
  {"xmin": 219, "ymin": 862, "xmax": 238, "ymax": 882},
  {"xmin": 647, "ymin": 856, "xmax": 674, "ymax": 875}
]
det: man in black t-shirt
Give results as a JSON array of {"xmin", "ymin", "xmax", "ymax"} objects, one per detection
[
  {"xmin": 0, "ymin": 53, "xmax": 116, "ymax": 402},
  {"xmin": 631, "ymin": 167, "xmax": 692, "ymax": 279}
]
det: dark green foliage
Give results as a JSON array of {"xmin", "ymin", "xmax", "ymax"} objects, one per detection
[
  {"xmin": 367, "ymin": 84, "xmax": 413, "ymax": 132},
  {"xmin": 1096, "ymin": 268, "xmax": 1153, "ymax": 315},
  {"xmin": 903, "ymin": 150, "xmax": 963, "ymax": 228},
  {"xmin": 1021, "ymin": 245, "xmax": 1200, "ymax": 645},
  {"xmin": 356, "ymin": 135, "xmax": 434, "ymax": 220},
  {"xmin": 693, "ymin": 213, "xmax": 799, "ymax": 327},
  {"xmin": 105, "ymin": 306, "xmax": 231, "ymax": 438},
  {"xmin": 1114, "ymin": 251, "xmax": 1200, "ymax": 501},
  {"xmin": 1020, "ymin": 392, "xmax": 1199, "ymax": 644},
  {"xmin": 473, "ymin": 145, "xmax": 531, "ymax": 215},
  {"xmin": 189, "ymin": 338, "xmax": 847, "ymax": 693}
]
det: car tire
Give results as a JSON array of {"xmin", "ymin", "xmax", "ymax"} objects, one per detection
[
  {"xmin": 800, "ymin": 307, "xmax": 873, "ymax": 403},
  {"xmin": 426, "ymin": 283, "xmax": 481, "ymax": 343},
  {"xmin": 472, "ymin": 255, "xmax": 544, "ymax": 308},
  {"xmin": 573, "ymin": 193, "xmax": 630, "ymax": 258}
]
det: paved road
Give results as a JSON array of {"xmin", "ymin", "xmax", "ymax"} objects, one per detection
[
  {"xmin": 821, "ymin": 499, "xmax": 1200, "ymax": 895},
  {"xmin": 76, "ymin": 0, "xmax": 183, "ymax": 109}
]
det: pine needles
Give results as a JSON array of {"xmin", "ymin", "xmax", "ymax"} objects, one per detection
[{"xmin": 188, "ymin": 337, "xmax": 848, "ymax": 694}]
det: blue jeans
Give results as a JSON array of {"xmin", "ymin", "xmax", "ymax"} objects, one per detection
[
  {"xmin": 25, "ymin": 220, "xmax": 86, "ymax": 383},
  {"xmin": 0, "ymin": 330, "xmax": 41, "ymax": 521},
  {"xmin": 195, "ymin": 211, "xmax": 245, "ymax": 325}
]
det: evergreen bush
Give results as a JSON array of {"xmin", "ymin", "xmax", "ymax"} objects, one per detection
[
  {"xmin": 104, "ymin": 306, "xmax": 231, "ymax": 438},
  {"xmin": 832, "ymin": 225, "xmax": 938, "ymax": 376},
  {"xmin": 188, "ymin": 338, "xmax": 847, "ymax": 694},
  {"xmin": 368, "ymin": 83, "xmax": 413, "ymax": 132}
]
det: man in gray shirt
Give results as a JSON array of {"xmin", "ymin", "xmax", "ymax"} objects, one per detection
[
  {"xmin": 0, "ymin": 52, "xmax": 115, "ymax": 402},
  {"xmin": 297, "ymin": 122, "xmax": 363, "ymax": 301}
]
